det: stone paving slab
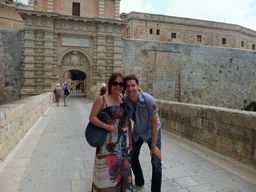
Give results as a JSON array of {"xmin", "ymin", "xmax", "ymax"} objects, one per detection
[{"xmin": 0, "ymin": 93, "xmax": 256, "ymax": 192}]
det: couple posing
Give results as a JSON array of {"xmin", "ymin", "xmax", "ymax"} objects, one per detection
[{"xmin": 89, "ymin": 73, "xmax": 162, "ymax": 192}]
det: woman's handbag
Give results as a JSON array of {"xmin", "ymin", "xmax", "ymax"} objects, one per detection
[{"xmin": 85, "ymin": 110, "xmax": 109, "ymax": 147}]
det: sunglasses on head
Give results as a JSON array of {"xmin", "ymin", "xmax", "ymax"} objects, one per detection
[{"xmin": 113, "ymin": 81, "xmax": 125, "ymax": 87}]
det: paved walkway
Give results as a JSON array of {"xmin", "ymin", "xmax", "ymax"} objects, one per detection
[{"xmin": 0, "ymin": 92, "xmax": 256, "ymax": 192}]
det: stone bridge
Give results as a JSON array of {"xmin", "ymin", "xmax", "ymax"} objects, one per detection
[{"xmin": 0, "ymin": 92, "xmax": 256, "ymax": 191}]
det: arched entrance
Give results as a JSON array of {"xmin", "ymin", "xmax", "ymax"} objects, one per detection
[
  {"xmin": 58, "ymin": 50, "xmax": 90, "ymax": 97},
  {"xmin": 63, "ymin": 69, "xmax": 87, "ymax": 96}
]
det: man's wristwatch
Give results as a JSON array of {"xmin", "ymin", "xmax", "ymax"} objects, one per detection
[{"xmin": 151, "ymin": 143, "xmax": 157, "ymax": 148}]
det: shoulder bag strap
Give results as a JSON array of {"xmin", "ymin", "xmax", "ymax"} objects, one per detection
[{"xmin": 101, "ymin": 96, "xmax": 108, "ymax": 110}]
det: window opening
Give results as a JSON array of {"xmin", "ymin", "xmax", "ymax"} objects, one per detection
[
  {"xmin": 156, "ymin": 29, "xmax": 160, "ymax": 35},
  {"xmin": 73, "ymin": 2, "xmax": 80, "ymax": 16},
  {"xmin": 150, "ymin": 29, "xmax": 153, "ymax": 34},
  {"xmin": 241, "ymin": 41, "xmax": 244, "ymax": 47},
  {"xmin": 171, "ymin": 33, "xmax": 176, "ymax": 39},
  {"xmin": 197, "ymin": 35, "xmax": 202, "ymax": 42},
  {"xmin": 252, "ymin": 44, "xmax": 255, "ymax": 50},
  {"xmin": 222, "ymin": 38, "xmax": 226, "ymax": 44}
]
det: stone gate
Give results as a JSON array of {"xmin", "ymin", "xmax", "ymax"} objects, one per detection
[{"xmin": 19, "ymin": 9, "xmax": 127, "ymax": 99}]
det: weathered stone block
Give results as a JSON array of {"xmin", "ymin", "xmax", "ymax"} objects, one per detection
[
  {"xmin": 185, "ymin": 104, "xmax": 198, "ymax": 117},
  {"xmin": 229, "ymin": 125, "xmax": 243, "ymax": 140},
  {"xmin": 206, "ymin": 107, "xmax": 219, "ymax": 121},
  {"xmin": 231, "ymin": 111, "xmax": 250, "ymax": 127},
  {"xmin": 233, "ymin": 141, "xmax": 246, "ymax": 157},
  {"xmin": 216, "ymin": 136, "xmax": 232, "ymax": 152},
  {"xmin": 194, "ymin": 117, "xmax": 202, "ymax": 129},
  {"xmin": 217, "ymin": 124, "xmax": 231, "ymax": 137},
  {"xmin": 0, "ymin": 127, "xmax": 6, "ymax": 144},
  {"xmin": 201, "ymin": 130, "xmax": 211, "ymax": 143},
  {"xmin": 207, "ymin": 120, "xmax": 218, "ymax": 134},
  {"xmin": 181, "ymin": 114, "xmax": 191, "ymax": 126},
  {"xmin": 183, "ymin": 125, "xmax": 194, "ymax": 138},
  {"xmin": 214, "ymin": 147, "xmax": 228, "ymax": 156},
  {"xmin": 209, "ymin": 134, "xmax": 217, "ymax": 146},
  {"xmin": 218, "ymin": 110, "xmax": 232, "ymax": 124},
  {"xmin": 196, "ymin": 107, "xmax": 207, "ymax": 119},
  {"xmin": 0, "ymin": 140, "xmax": 8, "ymax": 161},
  {"xmin": 248, "ymin": 114, "xmax": 256, "ymax": 130},
  {"xmin": 201, "ymin": 119, "xmax": 208, "ymax": 130},
  {"xmin": 0, "ymin": 110, "xmax": 6, "ymax": 127},
  {"xmin": 244, "ymin": 144, "xmax": 253, "ymax": 159}
]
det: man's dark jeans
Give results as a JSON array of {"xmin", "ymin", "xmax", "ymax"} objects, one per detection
[{"xmin": 130, "ymin": 130, "xmax": 162, "ymax": 192}]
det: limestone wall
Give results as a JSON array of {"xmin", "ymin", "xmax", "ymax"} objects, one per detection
[
  {"xmin": 121, "ymin": 12, "xmax": 256, "ymax": 51},
  {"xmin": 123, "ymin": 39, "xmax": 256, "ymax": 109},
  {"xmin": 156, "ymin": 100, "xmax": 256, "ymax": 167},
  {"xmin": 0, "ymin": 29, "xmax": 23, "ymax": 105},
  {"xmin": 0, "ymin": 92, "xmax": 53, "ymax": 162}
]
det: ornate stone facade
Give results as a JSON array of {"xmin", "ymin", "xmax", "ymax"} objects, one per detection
[{"xmin": 19, "ymin": 3, "xmax": 126, "ymax": 99}]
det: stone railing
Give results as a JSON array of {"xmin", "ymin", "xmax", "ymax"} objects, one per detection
[
  {"xmin": 0, "ymin": 92, "xmax": 53, "ymax": 162},
  {"xmin": 156, "ymin": 100, "xmax": 256, "ymax": 167}
]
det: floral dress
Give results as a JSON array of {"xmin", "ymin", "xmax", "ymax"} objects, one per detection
[{"xmin": 92, "ymin": 103, "xmax": 133, "ymax": 192}]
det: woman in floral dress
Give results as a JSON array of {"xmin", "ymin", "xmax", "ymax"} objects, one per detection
[{"xmin": 89, "ymin": 73, "xmax": 133, "ymax": 192}]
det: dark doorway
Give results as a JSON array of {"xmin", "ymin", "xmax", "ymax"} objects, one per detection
[{"xmin": 69, "ymin": 70, "xmax": 86, "ymax": 95}]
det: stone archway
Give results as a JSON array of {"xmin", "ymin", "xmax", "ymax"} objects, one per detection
[{"xmin": 58, "ymin": 50, "xmax": 90, "ymax": 96}]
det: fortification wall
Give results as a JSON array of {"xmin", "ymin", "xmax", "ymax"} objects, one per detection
[
  {"xmin": 0, "ymin": 92, "xmax": 53, "ymax": 162},
  {"xmin": 123, "ymin": 39, "xmax": 256, "ymax": 109},
  {"xmin": 0, "ymin": 29, "xmax": 23, "ymax": 105},
  {"xmin": 121, "ymin": 12, "xmax": 256, "ymax": 51},
  {"xmin": 156, "ymin": 100, "xmax": 256, "ymax": 167}
]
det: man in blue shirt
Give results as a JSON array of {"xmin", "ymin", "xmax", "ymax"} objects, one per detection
[{"xmin": 123, "ymin": 74, "xmax": 162, "ymax": 192}]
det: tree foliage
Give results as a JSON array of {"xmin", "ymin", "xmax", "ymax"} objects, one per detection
[{"xmin": 243, "ymin": 101, "xmax": 256, "ymax": 111}]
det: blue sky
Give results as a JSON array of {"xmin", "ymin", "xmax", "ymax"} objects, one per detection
[{"xmin": 19, "ymin": 0, "xmax": 256, "ymax": 31}]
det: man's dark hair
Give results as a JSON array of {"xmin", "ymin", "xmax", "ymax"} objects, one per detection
[{"xmin": 124, "ymin": 74, "xmax": 139, "ymax": 85}]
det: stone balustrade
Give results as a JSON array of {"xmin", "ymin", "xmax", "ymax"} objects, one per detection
[
  {"xmin": 0, "ymin": 92, "xmax": 53, "ymax": 162},
  {"xmin": 156, "ymin": 100, "xmax": 256, "ymax": 167}
]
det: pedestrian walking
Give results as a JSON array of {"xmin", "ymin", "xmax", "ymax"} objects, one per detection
[
  {"xmin": 70, "ymin": 83, "xmax": 73, "ymax": 94},
  {"xmin": 123, "ymin": 74, "xmax": 162, "ymax": 192},
  {"xmin": 53, "ymin": 83, "xmax": 62, "ymax": 106},
  {"xmin": 62, "ymin": 82, "xmax": 70, "ymax": 106},
  {"xmin": 100, "ymin": 83, "xmax": 107, "ymax": 96}
]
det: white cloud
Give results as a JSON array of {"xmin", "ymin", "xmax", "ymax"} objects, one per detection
[
  {"xmin": 120, "ymin": 0, "xmax": 148, "ymax": 14},
  {"xmin": 19, "ymin": 0, "xmax": 28, "ymax": 5},
  {"xmin": 167, "ymin": 0, "xmax": 256, "ymax": 30},
  {"xmin": 145, "ymin": 4, "xmax": 153, "ymax": 13}
]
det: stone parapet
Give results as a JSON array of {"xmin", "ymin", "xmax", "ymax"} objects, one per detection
[
  {"xmin": 156, "ymin": 100, "xmax": 256, "ymax": 167},
  {"xmin": 122, "ymin": 12, "xmax": 256, "ymax": 37},
  {"xmin": 0, "ymin": 92, "xmax": 53, "ymax": 162}
]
